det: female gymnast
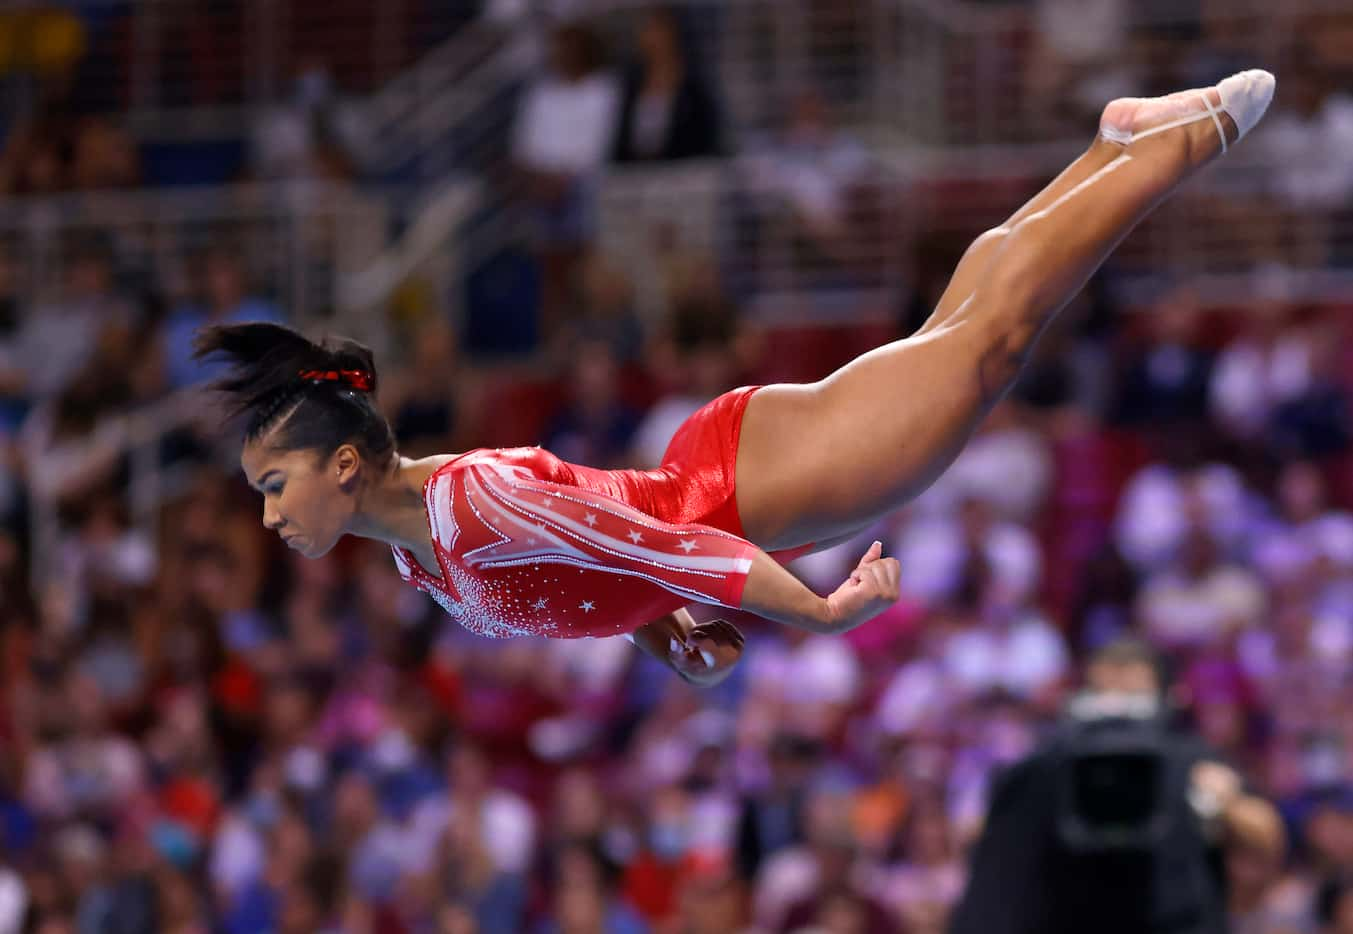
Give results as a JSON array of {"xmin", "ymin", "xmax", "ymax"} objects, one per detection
[{"xmin": 197, "ymin": 71, "xmax": 1274, "ymax": 687}]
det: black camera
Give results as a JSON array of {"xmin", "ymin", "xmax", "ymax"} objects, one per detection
[
  {"xmin": 1054, "ymin": 711, "xmax": 1175, "ymax": 853},
  {"xmin": 1049, "ymin": 690, "xmax": 1190, "ymax": 850}
]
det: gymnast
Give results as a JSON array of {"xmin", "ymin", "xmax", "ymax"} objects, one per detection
[{"xmin": 196, "ymin": 71, "xmax": 1275, "ymax": 686}]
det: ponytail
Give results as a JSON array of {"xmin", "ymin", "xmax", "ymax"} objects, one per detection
[{"xmin": 192, "ymin": 321, "xmax": 396, "ymax": 464}]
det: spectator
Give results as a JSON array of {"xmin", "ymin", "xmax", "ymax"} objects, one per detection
[
  {"xmin": 158, "ymin": 247, "xmax": 282, "ymax": 392},
  {"xmin": 511, "ymin": 21, "xmax": 620, "ymax": 338},
  {"xmin": 250, "ymin": 58, "xmax": 358, "ymax": 185},
  {"xmin": 1137, "ymin": 524, "xmax": 1267, "ymax": 649},
  {"xmin": 611, "ymin": 7, "xmax": 722, "ymax": 164},
  {"xmin": 891, "ymin": 496, "xmax": 1043, "ymax": 612},
  {"xmin": 755, "ymin": 787, "xmax": 894, "ymax": 933},
  {"xmin": 1253, "ymin": 65, "xmax": 1353, "ymax": 213},
  {"xmin": 1111, "ymin": 284, "xmax": 1215, "ymax": 431},
  {"xmin": 1210, "ymin": 304, "xmax": 1317, "ymax": 445},
  {"xmin": 737, "ymin": 88, "xmax": 877, "ymax": 290},
  {"xmin": 536, "ymin": 840, "xmax": 648, "ymax": 934},
  {"xmin": 630, "ymin": 291, "xmax": 743, "ymax": 468},
  {"xmin": 543, "ymin": 339, "xmax": 642, "ymax": 469},
  {"xmin": 12, "ymin": 239, "xmax": 133, "ymax": 403},
  {"xmin": 69, "ymin": 117, "xmax": 140, "ymax": 191},
  {"xmin": 563, "ymin": 252, "xmax": 646, "ymax": 365},
  {"xmin": 381, "ymin": 320, "xmax": 463, "ymax": 459}
]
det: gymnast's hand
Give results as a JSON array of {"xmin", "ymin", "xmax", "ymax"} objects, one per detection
[
  {"xmin": 824, "ymin": 541, "xmax": 901, "ymax": 633},
  {"xmin": 669, "ymin": 619, "xmax": 745, "ymax": 687}
]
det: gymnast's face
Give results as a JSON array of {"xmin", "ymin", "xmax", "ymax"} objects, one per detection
[{"xmin": 241, "ymin": 439, "xmax": 359, "ymax": 558}]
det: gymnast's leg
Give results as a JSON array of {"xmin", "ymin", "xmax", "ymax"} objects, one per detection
[
  {"xmin": 913, "ymin": 85, "xmax": 1242, "ymax": 337},
  {"xmin": 736, "ymin": 74, "xmax": 1273, "ymax": 550}
]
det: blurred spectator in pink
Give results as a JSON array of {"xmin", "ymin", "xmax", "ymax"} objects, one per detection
[
  {"xmin": 870, "ymin": 798, "xmax": 966, "ymax": 934},
  {"xmin": 1115, "ymin": 461, "xmax": 1257, "ymax": 573},
  {"xmin": 1250, "ymin": 461, "xmax": 1353, "ymax": 589}
]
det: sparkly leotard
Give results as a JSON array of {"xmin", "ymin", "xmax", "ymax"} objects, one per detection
[{"xmin": 391, "ymin": 385, "xmax": 814, "ymax": 638}]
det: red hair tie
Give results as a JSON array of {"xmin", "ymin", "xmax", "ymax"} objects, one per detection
[{"xmin": 298, "ymin": 368, "xmax": 374, "ymax": 392}]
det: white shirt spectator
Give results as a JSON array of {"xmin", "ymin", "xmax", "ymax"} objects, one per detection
[
  {"xmin": 874, "ymin": 658, "xmax": 954, "ymax": 736},
  {"xmin": 891, "ymin": 514, "xmax": 1042, "ymax": 609},
  {"xmin": 511, "ymin": 73, "xmax": 620, "ymax": 174},
  {"xmin": 1210, "ymin": 330, "xmax": 1314, "ymax": 441},
  {"xmin": 209, "ymin": 812, "xmax": 267, "ymax": 896},
  {"xmin": 22, "ymin": 736, "xmax": 145, "ymax": 820},
  {"xmin": 0, "ymin": 868, "xmax": 27, "ymax": 934},
  {"xmin": 941, "ymin": 612, "xmax": 1069, "ymax": 700},
  {"xmin": 916, "ymin": 425, "xmax": 1053, "ymax": 523},
  {"xmin": 1034, "ymin": 0, "xmax": 1126, "ymax": 64},
  {"xmin": 407, "ymin": 788, "xmax": 537, "ymax": 876},
  {"xmin": 630, "ymin": 394, "xmax": 707, "ymax": 468},
  {"xmin": 1250, "ymin": 511, "xmax": 1353, "ymax": 584},
  {"xmin": 1137, "ymin": 563, "xmax": 1267, "ymax": 648},
  {"xmin": 1254, "ymin": 91, "xmax": 1353, "ymax": 209},
  {"xmin": 745, "ymin": 634, "xmax": 861, "ymax": 708},
  {"xmin": 1115, "ymin": 463, "xmax": 1255, "ymax": 571},
  {"xmin": 544, "ymin": 632, "xmax": 633, "ymax": 693}
]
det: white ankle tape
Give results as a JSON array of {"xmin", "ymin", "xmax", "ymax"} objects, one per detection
[{"xmin": 1099, "ymin": 93, "xmax": 1228, "ymax": 153}]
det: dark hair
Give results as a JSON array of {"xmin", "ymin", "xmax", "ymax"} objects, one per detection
[
  {"xmin": 1088, "ymin": 637, "xmax": 1174, "ymax": 697},
  {"xmin": 192, "ymin": 321, "xmax": 396, "ymax": 465}
]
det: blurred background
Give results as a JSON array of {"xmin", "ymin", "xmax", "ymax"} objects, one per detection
[{"xmin": 0, "ymin": 1, "xmax": 1351, "ymax": 932}]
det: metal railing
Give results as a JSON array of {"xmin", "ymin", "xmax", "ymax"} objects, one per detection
[
  {"xmin": 45, "ymin": 0, "xmax": 478, "ymax": 138},
  {"xmin": 0, "ymin": 182, "xmax": 398, "ymax": 589},
  {"xmin": 0, "ymin": 182, "xmax": 391, "ymax": 339},
  {"xmin": 877, "ymin": 0, "xmax": 1353, "ymax": 149}
]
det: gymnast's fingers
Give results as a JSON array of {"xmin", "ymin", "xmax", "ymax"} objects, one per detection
[{"xmin": 855, "ymin": 540, "xmax": 883, "ymax": 569}]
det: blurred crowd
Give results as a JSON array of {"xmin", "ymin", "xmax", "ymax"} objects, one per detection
[
  {"xmin": 3, "ymin": 234, "xmax": 1353, "ymax": 933},
  {"xmin": 0, "ymin": 2, "xmax": 1353, "ymax": 934}
]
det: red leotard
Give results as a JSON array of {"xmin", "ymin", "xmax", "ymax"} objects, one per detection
[{"xmin": 392, "ymin": 385, "xmax": 816, "ymax": 638}]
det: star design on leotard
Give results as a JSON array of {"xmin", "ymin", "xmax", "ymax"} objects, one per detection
[
  {"xmin": 579, "ymin": 601, "xmax": 595, "ymax": 613},
  {"xmin": 627, "ymin": 530, "xmax": 644, "ymax": 544},
  {"xmin": 584, "ymin": 513, "xmax": 598, "ymax": 527},
  {"xmin": 532, "ymin": 597, "xmax": 549, "ymax": 611},
  {"xmin": 678, "ymin": 539, "xmax": 698, "ymax": 554},
  {"xmin": 543, "ymin": 497, "xmax": 553, "ymax": 507}
]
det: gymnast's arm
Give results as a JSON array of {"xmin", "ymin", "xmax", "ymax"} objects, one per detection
[
  {"xmin": 624, "ymin": 541, "xmax": 900, "ymax": 641},
  {"xmin": 740, "ymin": 541, "xmax": 900, "ymax": 635},
  {"xmin": 481, "ymin": 467, "xmax": 899, "ymax": 636},
  {"xmin": 628, "ymin": 542, "xmax": 899, "ymax": 638}
]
